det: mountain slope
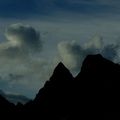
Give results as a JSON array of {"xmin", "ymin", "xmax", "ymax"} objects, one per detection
[
  {"xmin": 74, "ymin": 54, "xmax": 120, "ymax": 119},
  {"xmin": 0, "ymin": 95, "xmax": 15, "ymax": 113},
  {"xmin": 0, "ymin": 54, "xmax": 120, "ymax": 119},
  {"xmin": 76, "ymin": 54, "xmax": 120, "ymax": 88},
  {"xmin": 27, "ymin": 62, "xmax": 74, "ymax": 119}
]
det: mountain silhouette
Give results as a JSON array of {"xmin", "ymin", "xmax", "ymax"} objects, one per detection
[
  {"xmin": 0, "ymin": 95, "xmax": 15, "ymax": 113},
  {"xmin": 75, "ymin": 54, "xmax": 120, "ymax": 119},
  {"xmin": 0, "ymin": 54, "xmax": 120, "ymax": 119},
  {"xmin": 76, "ymin": 54, "xmax": 120, "ymax": 88},
  {"xmin": 24, "ymin": 62, "xmax": 74, "ymax": 119}
]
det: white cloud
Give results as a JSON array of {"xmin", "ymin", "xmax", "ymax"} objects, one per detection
[
  {"xmin": 57, "ymin": 36, "xmax": 120, "ymax": 73},
  {"xmin": 84, "ymin": 35, "xmax": 103, "ymax": 49},
  {"xmin": 57, "ymin": 41, "xmax": 85, "ymax": 71}
]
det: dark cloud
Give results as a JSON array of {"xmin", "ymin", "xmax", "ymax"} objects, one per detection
[
  {"xmin": 5, "ymin": 23, "xmax": 41, "ymax": 51},
  {"xmin": 102, "ymin": 44, "xmax": 119, "ymax": 61},
  {"xmin": 7, "ymin": 73, "xmax": 24, "ymax": 82},
  {"xmin": 0, "ymin": 23, "xmax": 42, "ymax": 59}
]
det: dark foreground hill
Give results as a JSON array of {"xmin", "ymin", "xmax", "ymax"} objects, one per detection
[{"xmin": 0, "ymin": 54, "xmax": 120, "ymax": 119}]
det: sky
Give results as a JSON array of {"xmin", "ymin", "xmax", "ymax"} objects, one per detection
[{"xmin": 0, "ymin": 0, "xmax": 120, "ymax": 98}]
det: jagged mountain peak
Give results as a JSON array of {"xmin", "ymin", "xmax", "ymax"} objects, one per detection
[
  {"xmin": 54, "ymin": 62, "xmax": 70, "ymax": 73},
  {"xmin": 34, "ymin": 62, "xmax": 73, "ymax": 103},
  {"xmin": 49, "ymin": 62, "xmax": 73, "ymax": 82},
  {"xmin": 54, "ymin": 62, "xmax": 67, "ymax": 72}
]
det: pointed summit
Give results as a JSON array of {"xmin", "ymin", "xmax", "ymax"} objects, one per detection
[
  {"xmin": 56, "ymin": 62, "xmax": 66, "ymax": 68},
  {"xmin": 33, "ymin": 62, "xmax": 74, "ymax": 117},
  {"xmin": 50, "ymin": 62, "xmax": 73, "ymax": 83},
  {"xmin": 34, "ymin": 62, "xmax": 73, "ymax": 102},
  {"xmin": 54, "ymin": 62, "xmax": 67, "ymax": 73}
]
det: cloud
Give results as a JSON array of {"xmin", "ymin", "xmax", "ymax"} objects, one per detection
[
  {"xmin": 0, "ymin": 23, "xmax": 42, "ymax": 59},
  {"xmin": 57, "ymin": 36, "xmax": 119, "ymax": 73},
  {"xmin": 0, "ymin": 24, "xmax": 47, "ymax": 97},
  {"xmin": 84, "ymin": 35, "xmax": 103, "ymax": 50},
  {"xmin": 5, "ymin": 23, "xmax": 41, "ymax": 51},
  {"xmin": 0, "ymin": 56, "xmax": 50, "ymax": 98},
  {"xmin": 57, "ymin": 41, "xmax": 85, "ymax": 71},
  {"xmin": 102, "ymin": 44, "xmax": 119, "ymax": 61}
]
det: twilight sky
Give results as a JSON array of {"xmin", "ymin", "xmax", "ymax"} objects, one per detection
[{"xmin": 0, "ymin": 0, "xmax": 120, "ymax": 98}]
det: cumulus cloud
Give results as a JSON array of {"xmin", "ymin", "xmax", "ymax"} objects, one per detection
[
  {"xmin": 5, "ymin": 23, "xmax": 41, "ymax": 50},
  {"xmin": 57, "ymin": 36, "xmax": 119, "ymax": 73},
  {"xmin": 84, "ymin": 35, "xmax": 103, "ymax": 50},
  {"xmin": 0, "ymin": 23, "xmax": 42, "ymax": 59},
  {"xmin": 0, "ymin": 20, "xmax": 44, "ymax": 74},
  {"xmin": 57, "ymin": 41, "xmax": 85, "ymax": 71}
]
